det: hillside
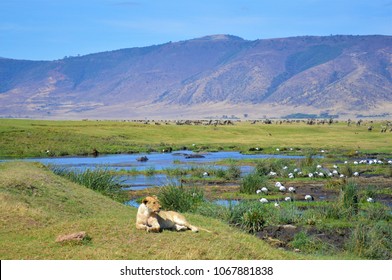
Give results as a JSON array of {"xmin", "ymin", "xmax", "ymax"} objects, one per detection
[
  {"xmin": 0, "ymin": 161, "xmax": 301, "ymax": 260},
  {"xmin": 0, "ymin": 35, "xmax": 391, "ymax": 119}
]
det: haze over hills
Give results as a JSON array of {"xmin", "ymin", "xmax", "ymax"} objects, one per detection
[{"xmin": 1, "ymin": 34, "xmax": 391, "ymax": 119}]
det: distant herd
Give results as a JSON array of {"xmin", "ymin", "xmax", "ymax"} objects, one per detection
[{"xmin": 84, "ymin": 118, "xmax": 392, "ymax": 132}]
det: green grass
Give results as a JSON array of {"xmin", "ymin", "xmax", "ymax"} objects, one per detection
[
  {"xmin": 0, "ymin": 161, "xmax": 304, "ymax": 260},
  {"xmin": 1, "ymin": 119, "xmax": 391, "ymax": 158}
]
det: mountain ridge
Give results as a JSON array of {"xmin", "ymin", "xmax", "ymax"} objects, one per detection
[{"xmin": 1, "ymin": 34, "xmax": 391, "ymax": 119}]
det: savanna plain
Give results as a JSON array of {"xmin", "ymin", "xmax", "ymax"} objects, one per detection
[{"xmin": 0, "ymin": 118, "xmax": 391, "ymax": 260}]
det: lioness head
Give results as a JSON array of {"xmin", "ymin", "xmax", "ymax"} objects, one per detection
[{"xmin": 142, "ymin": 196, "xmax": 162, "ymax": 213}]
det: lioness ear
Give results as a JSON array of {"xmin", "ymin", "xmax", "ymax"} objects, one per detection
[{"xmin": 142, "ymin": 197, "xmax": 149, "ymax": 204}]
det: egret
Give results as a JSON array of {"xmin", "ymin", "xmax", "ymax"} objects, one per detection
[
  {"xmin": 305, "ymin": 195, "xmax": 314, "ymax": 201},
  {"xmin": 279, "ymin": 186, "xmax": 286, "ymax": 192},
  {"xmin": 261, "ymin": 187, "xmax": 268, "ymax": 193},
  {"xmin": 260, "ymin": 198, "xmax": 269, "ymax": 203},
  {"xmin": 366, "ymin": 197, "xmax": 374, "ymax": 203},
  {"xmin": 288, "ymin": 187, "xmax": 296, "ymax": 193}
]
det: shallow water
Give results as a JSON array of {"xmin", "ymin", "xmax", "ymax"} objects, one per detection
[{"xmin": 3, "ymin": 151, "xmax": 305, "ymax": 190}]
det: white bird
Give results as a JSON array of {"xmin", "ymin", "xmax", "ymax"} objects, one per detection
[
  {"xmin": 283, "ymin": 166, "xmax": 288, "ymax": 170},
  {"xmin": 293, "ymin": 168, "xmax": 299, "ymax": 173},
  {"xmin": 256, "ymin": 189, "xmax": 262, "ymax": 194},
  {"xmin": 269, "ymin": 171, "xmax": 277, "ymax": 176},
  {"xmin": 288, "ymin": 187, "xmax": 296, "ymax": 193},
  {"xmin": 354, "ymin": 161, "xmax": 359, "ymax": 165},
  {"xmin": 339, "ymin": 174, "xmax": 345, "ymax": 178},
  {"xmin": 260, "ymin": 198, "xmax": 269, "ymax": 203},
  {"xmin": 288, "ymin": 173, "xmax": 294, "ymax": 179},
  {"xmin": 279, "ymin": 186, "xmax": 286, "ymax": 192},
  {"xmin": 333, "ymin": 165, "xmax": 338, "ymax": 169},
  {"xmin": 344, "ymin": 161, "xmax": 348, "ymax": 164},
  {"xmin": 203, "ymin": 172, "xmax": 209, "ymax": 177},
  {"xmin": 285, "ymin": 196, "xmax": 292, "ymax": 202},
  {"xmin": 353, "ymin": 172, "xmax": 359, "ymax": 176},
  {"xmin": 366, "ymin": 197, "xmax": 374, "ymax": 203},
  {"xmin": 388, "ymin": 160, "xmax": 392, "ymax": 164},
  {"xmin": 305, "ymin": 195, "xmax": 314, "ymax": 201},
  {"xmin": 318, "ymin": 172, "xmax": 324, "ymax": 177},
  {"xmin": 274, "ymin": 202, "xmax": 280, "ymax": 208},
  {"xmin": 332, "ymin": 170, "xmax": 339, "ymax": 175},
  {"xmin": 308, "ymin": 173, "xmax": 314, "ymax": 178},
  {"xmin": 275, "ymin": 182, "xmax": 283, "ymax": 187},
  {"xmin": 317, "ymin": 164, "xmax": 322, "ymax": 169},
  {"xmin": 261, "ymin": 187, "xmax": 268, "ymax": 193}
]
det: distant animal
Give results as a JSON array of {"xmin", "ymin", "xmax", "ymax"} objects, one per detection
[
  {"xmin": 259, "ymin": 198, "xmax": 269, "ymax": 203},
  {"xmin": 288, "ymin": 187, "xmax": 296, "ymax": 193},
  {"xmin": 136, "ymin": 196, "xmax": 201, "ymax": 233},
  {"xmin": 284, "ymin": 196, "xmax": 292, "ymax": 202},
  {"xmin": 366, "ymin": 197, "xmax": 374, "ymax": 203},
  {"xmin": 305, "ymin": 195, "xmax": 314, "ymax": 201},
  {"xmin": 136, "ymin": 156, "xmax": 149, "ymax": 162}
]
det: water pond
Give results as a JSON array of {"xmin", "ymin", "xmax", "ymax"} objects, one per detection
[{"xmin": 4, "ymin": 151, "xmax": 305, "ymax": 190}]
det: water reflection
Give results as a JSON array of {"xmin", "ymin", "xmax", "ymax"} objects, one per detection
[{"xmin": 5, "ymin": 151, "xmax": 306, "ymax": 190}]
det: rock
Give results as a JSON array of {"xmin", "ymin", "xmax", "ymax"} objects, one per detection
[
  {"xmin": 280, "ymin": 224, "xmax": 297, "ymax": 230},
  {"xmin": 184, "ymin": 154, "xmax": 205, "ymax": 159},
  {"xmin": 56, "ymin": 231, "xmax": 87, "ymax": 243}
]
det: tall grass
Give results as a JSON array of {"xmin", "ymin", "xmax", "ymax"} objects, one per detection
[
  {"xmin": 157, "ymin": 183, "xmax": 204, "ymax": 213},
  {"xmin": 51, "ymin": 166, "xmax": 127, "ymax": 202},
  {"xmin": 346, "ymin": 221, "xmax": 392, "ymax": 259},
  {"xmin": 240, "ymin": 172, "xmax": 268, "ymax": 194},
  {"xmin": 340, "ymin": 180, "xmax": 358, "ymax": 215}
]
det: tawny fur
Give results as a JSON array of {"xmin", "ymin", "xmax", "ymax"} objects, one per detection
[{"xmin": 136, "ymin": 196, "xmax": 199, "ymax": 233}]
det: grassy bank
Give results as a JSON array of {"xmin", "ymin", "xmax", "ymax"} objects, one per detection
[
  {"xmin": 0, "ymin": 161, "xmax": 305, "ymax": 260},
  {"xmin": 0, "ymin": 119, "xmax": 391, "ymax": 158}
]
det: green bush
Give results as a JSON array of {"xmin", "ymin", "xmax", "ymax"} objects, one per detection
[
  {"xmin": 51, "ymin": 166, "xmax": 127, "ymax": 202},
  {"xmin": 225, "ymin": 164, "xmax": 241, "ymax": 180},
  {"xmin": 240, "ymin": 172, "xmax": 267, "ymax": 194},
  {"xmin": 340, "ymin": 181, "xmax": 358, "ymax": 215},
  {"xmin": 157, "ymin": 183, "xmax": 204, "ymax": 213},
  {"xmin": 346, "ymin": 222, "xmax": 392, "ymax": 259}
]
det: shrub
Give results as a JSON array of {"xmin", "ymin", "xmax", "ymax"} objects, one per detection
[
  {"xmin": 346, "ymin": 222, "xmax": 392, "ymax": 259},
  {"xmin": 340, "ymin": 181, "xmax": 358, "ymax": 215},
  {"xmin": 225, "ymin": 164, "xmax": 241, "ymax": 180},
  {"xmin": 51, "ymin": 166, "xmax": 127, "ymax": 202},
  {"xmin": 241, "ymin": 209, "xmax": 266, "ymax": 233},
  {"xmin": 240, "ymin": 172, "xmax": 267, "ymax": 194},
  {"xmin": 340, "ymin": 164, "xmax": 353, "ymax": 177},
  {"xmin": 157, "ymin": 183, "xmax": 204, "ymax": 213}
]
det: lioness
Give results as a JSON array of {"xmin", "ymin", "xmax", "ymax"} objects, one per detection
[{"xmin": 136, "ymin": 196, "xmax": 199, "ymax": 233}]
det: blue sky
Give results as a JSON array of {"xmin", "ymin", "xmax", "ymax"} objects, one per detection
[{"xmin": 1, "ymin": 0, "xmax": 391, "ymax": 60}]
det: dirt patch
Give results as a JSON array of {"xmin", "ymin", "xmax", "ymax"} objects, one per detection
[{"xmin": 256, "ymin": 224, "xmax": 351, "ymax": 251}]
